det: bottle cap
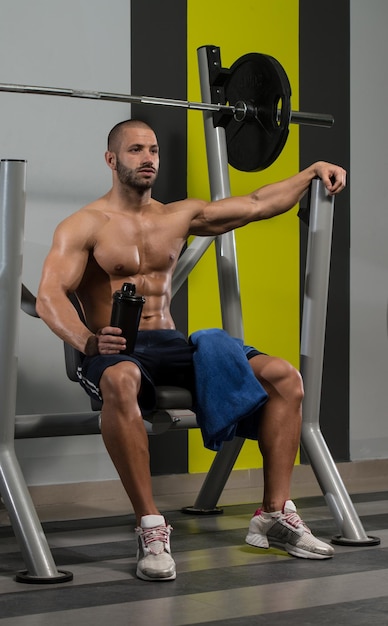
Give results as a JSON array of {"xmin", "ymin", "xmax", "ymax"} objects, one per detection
[{"xmin": 121, "ymin": 283, "xmax": 136, "ymax": 296}]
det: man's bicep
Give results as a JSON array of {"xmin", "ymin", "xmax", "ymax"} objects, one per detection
[
  {"xmin": 188, "ymin": 196, "xmax": 257, "ymax": 236},
  {"xmin": 40, "ymin": 226, "xmax": 90, "ymax": 294}
]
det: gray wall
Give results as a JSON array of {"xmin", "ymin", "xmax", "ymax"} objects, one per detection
[
  {"xmin": 349, "ymin": 0, "xmax": 388, "ymax": 459},
  {"xmin": 0, "ymin": 0, "xmax": 132, "ymax": 484}
]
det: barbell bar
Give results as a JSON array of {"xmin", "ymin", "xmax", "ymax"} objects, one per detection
[
  {"xmin": 0, "ymin": 81, "xmax": 333, "ymax": 128},
  {"xmin": 0, "ymin": 48, "xmax": 335, "ymax": 171}
]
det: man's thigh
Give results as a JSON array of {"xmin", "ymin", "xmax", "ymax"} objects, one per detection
[{"xmin": 248, "ymin": 353, "xmax": 297, "ymax": 388}]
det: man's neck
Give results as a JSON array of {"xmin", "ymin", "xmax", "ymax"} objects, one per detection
[{"xmin": 111, "ymin": 182, "xmax": 153, "ymax": 210}]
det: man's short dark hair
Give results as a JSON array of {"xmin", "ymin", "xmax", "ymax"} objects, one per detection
[{"xmin": 107, "ymin": 119, "xmax": 155, "ymax": 152}]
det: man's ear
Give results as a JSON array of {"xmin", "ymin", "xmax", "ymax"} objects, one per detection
[{"xmin": 105, "ymin": 150, "xmax": 117, "ymax": 170}]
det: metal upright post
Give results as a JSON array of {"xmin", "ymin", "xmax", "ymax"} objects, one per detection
[
  {"xmin": 197, "ymin": 46, "xmax": 244, "ymax": 339},
  {"xmin": 172, "ymin": 235, "xmax": 216, "ymax": 297},
  {"xmin": 0, "ymin": 159, "xmax": 73, "ymax": 582},
  {"xmin": 300, "ymin": 178, "xmax": 379, "ymax": 545},
  {"xmin": 182, "ymin": 46, "xmax": 246, "ymax": 514}
]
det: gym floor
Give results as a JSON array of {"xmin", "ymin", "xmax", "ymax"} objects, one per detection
[{"xmin": 0, "ymin": 485, "xmax": 387, "ymax": 625}]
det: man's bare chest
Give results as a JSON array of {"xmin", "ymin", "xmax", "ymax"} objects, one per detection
[{"xmin": 92, "ymin": 213, "xmax": 187, "ymax": 277}]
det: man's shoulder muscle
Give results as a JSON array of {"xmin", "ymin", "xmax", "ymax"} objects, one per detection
[{"xmin": 54, "ymin": 200, "xmax": 108, "ymax": 248}]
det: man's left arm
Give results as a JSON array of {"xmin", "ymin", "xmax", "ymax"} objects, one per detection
[
  {"xmin": 249, "ymin": 161, "xmax": 346, "ymax": 219},
  {"xmin": 188, "ymin": 161, "xmax": 346, "ymax": 236}
]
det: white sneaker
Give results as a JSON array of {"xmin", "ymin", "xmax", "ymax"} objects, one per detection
[
  {"xmin": 135, "ymin": 514, "xmax": 176, "ymax": 581},
  {"xmin": 245, "ymin": 500, "xmax": 334, "ymax": 559}
]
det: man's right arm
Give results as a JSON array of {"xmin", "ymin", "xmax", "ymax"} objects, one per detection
[{"xmin": 36, "ymin": 213, "xmax": 97, "ymax": 354}]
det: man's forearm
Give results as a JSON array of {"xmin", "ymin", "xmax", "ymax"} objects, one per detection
[
  {"xmin": 252, "ymin": 164, "xmax": 318, "ymax": 220},
  {"xmin": 36, "ymin": 293, "xmax": 94, "ymax": 354}
]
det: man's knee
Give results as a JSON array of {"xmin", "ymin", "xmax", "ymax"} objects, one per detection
[
  {"xmin": 281, "ymin": 361, "xmax": 304, "ymax": 404},
  {"xmin": 251, "ymin": 355, "xmax": 304, "ymax": 404},
  {"xmin": 270, "ymin": 360, "xmax": 304, "ymax": 406},
  {"xmin": 100, "ymin": 361, "xmax": 141, "ymax": 404}
]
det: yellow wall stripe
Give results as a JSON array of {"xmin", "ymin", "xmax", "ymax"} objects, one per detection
[{"xmin": 187, "ymin": 0, "xmax": 300, "ymax": 472}]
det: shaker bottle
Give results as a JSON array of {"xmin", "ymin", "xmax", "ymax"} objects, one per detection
[{"xmin": 110, "ymin": 283, "xmax": 145, "ymax": 355}]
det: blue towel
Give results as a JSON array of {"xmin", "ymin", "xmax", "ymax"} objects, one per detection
[{"xmin": 190, "ymin": 328, "xmax": 268, "ymax": 451}]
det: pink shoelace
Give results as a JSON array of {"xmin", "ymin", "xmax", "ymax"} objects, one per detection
[
  {"xmin": 282, "ymin": 510, "xmax": 311, "ymax": 533},
  {"xmin": 254, "ymin": 507, "xmax": 311, "ymax": 533},
  {"xmin": 138, "ymin": 524, "xmax": 172, "ymax": 555}
]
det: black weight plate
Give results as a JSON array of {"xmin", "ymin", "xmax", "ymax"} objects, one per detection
[{"xmin": 223, "ymin": 53, "xmax": 291, "ymax": 172}]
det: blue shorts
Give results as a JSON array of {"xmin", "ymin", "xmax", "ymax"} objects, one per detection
[{"xmin": 77, "ymin": 329, "xmax": 262, "ymax": 412}]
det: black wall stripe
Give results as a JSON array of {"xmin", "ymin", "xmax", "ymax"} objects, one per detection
[
  {"xmin": 131, "ymin": 0, "xmax": 188, "ymax": 474},
  {"xmin": 299, "ymin": 1, "xmax": 350, "ymax": 461}
]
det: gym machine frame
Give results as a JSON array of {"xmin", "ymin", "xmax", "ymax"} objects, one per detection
[{"xmin": 0, "ymin": 46, "xmax": 378, "ymax": 584}]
